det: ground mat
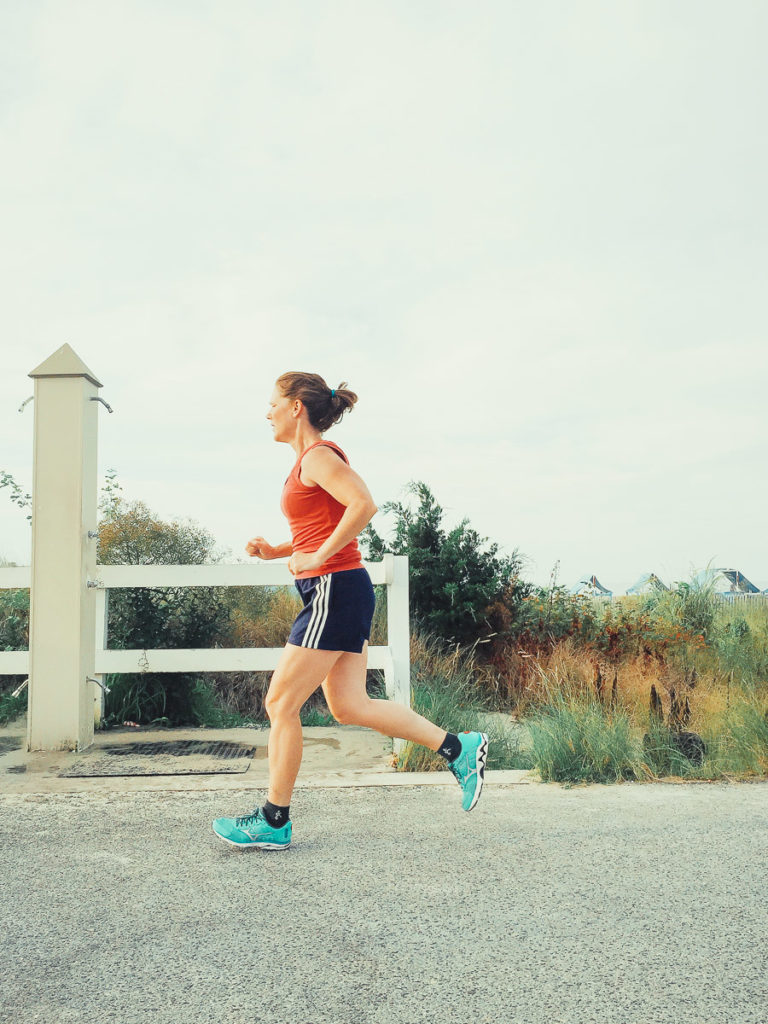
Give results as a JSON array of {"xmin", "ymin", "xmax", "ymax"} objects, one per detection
[{"xmin": 58, "ymin": 739, "xmax": 257, "ymax": 777}]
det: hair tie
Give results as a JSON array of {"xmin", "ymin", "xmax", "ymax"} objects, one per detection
[{"xmin": 331, "ymin": 389, "xmax": 336, "ymax": 397}]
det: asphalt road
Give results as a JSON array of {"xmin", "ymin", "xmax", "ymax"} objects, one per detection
[{"xmin": 2, "ymin": 781, "xmax": 767, "ymax": 1024}]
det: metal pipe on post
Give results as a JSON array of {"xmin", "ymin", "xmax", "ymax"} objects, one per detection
[{"xmin": 27, "ymin": 344, "xmax": 102, "ymax": 751}]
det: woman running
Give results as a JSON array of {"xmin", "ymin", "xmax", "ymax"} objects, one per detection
[{"xmin": 212, "ymin": 372, "xmax": 488, "ymax": 849}]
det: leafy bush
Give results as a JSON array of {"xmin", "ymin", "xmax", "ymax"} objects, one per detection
[
  {"xmin": 0, "ymin": 587, "xmax": 29, "ymax": 652},
  {"xmin": 99, "ymin": 499, "xmax": 229, "ymax": 651},
  {"xmin": 98, "ymin": 498, "xmax": 231, "ymax": 727},
  {"xmin": 0, "ymin": 585, "xmax": 29, "ymax": 724},
  {"xmin": 640, "ymin": 571, "xmax": 718, "ymax": 646},
  {"xmin": 360, "ymin": 481, "xmax": 530, "ymax": 645},
  {"xmin": 0, "ymin": 688, "xmax": 27, "ymax": 726},
  {"xmin": 514, "ymin": 585, "xmax": 602, "ymax": 653}
]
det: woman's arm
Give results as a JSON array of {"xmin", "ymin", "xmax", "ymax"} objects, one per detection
[{"xmin": 246, "ymin": 537, "xmax": 292, "ymax": 559}]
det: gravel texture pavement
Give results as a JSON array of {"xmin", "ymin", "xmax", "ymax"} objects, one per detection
[{"xmin": 2, "ymin": 780, "xmax": 767, "ymax": 1024}]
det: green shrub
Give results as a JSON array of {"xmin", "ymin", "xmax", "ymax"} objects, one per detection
[
  {"xmin": 0, "ymin": 688, "xmax": 27, "ymax": 726},
  {"xmin": 99, "ymin": 497, "xmax": 231, "ymax": 727},
  {"xmin": 0, "ymin": 587, "xmax": 29, "ymax": 651},
  {"xmin": 515, "ymin": 586, "xmax": 602, "ymax": 652},
  {"xmin": 99, "ymin": 499, "xmax": 229, "ymax": 651},
  {"xmin": 0, "ymin": 586, "xmax": 29, "ymax": 726},
  {"xmin": 299, "ymin": 706, "xmax": 337, "ymax": 727},
  {"xmin": 361, "ymin": 481, "xmax": 530, "ymax": 645},
  {"xmin": 187, "ymin": 678, "xmax": 258, "ymax": 729},
  {"xmin": 102, "ymin": 673, "xmax": 261, "ymax": 729},
  {"xmin": 640, "ymin": 570, "xmax": 719, "ymax": 644}
]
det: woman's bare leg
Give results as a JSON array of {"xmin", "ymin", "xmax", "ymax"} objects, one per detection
[
  {"xmin": 264, "ymin": 643, "xmax": 344, "ymax": 806},
  {"xmin": 321, "ymin": 641, "xmax": 447, "ymax": 750}
]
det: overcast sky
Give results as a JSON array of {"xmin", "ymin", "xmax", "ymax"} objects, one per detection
[{"xmin": 1, "ymin": 1, "xmax": 766, "ymax": 594}]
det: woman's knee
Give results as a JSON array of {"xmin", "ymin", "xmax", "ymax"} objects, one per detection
[
  {"xmin": 328, "ymin": 697, "xmax": 371, "ymax": 726},
  {"xmin": 264, "ymin": 684, "xmax": 301, "ymax": 722}
]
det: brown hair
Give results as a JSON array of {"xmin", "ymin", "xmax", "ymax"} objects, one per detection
[{"xmin": 275, "ymin": 371, "xmax": 358, "ymax": 433}]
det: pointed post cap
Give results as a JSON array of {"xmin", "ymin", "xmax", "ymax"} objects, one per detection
[{"xmin": 29, "ymin": 343, "xmax": 102, "ymax": 388}]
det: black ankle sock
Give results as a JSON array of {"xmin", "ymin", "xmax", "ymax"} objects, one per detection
[
  {"xmin": 437, "ymin": 732, "xmax": 462, "ymax": 763},
  {"xmin": 262, "ymin": 800, "xmax": 290, "ymax": 828}
]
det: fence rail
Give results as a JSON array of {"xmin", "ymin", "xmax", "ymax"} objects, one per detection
[{"xmin": 0, "ymin": 555, "xmax": 411, "ymax": 752}]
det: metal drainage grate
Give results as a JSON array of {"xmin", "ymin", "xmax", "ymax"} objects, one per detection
[
  {"xmin": 59, "ymin": 739, "xmax": 259, "ymax": 778},
  {"xmin": 101, "ymin": 740, "xmax": 254, "ymax": 759}
]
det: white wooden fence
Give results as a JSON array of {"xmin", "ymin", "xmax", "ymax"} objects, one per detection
[{"xmin": 0, "ymin": 554, "xmax": 411, "ymax": 753}]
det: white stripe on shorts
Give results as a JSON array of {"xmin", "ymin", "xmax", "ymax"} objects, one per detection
[{"xmin": 302, "ymin": 574, "xmax": 332, "ymax": 649}]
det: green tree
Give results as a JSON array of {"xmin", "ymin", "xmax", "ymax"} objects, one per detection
[
  {"xmin": 98, "ymin": 498, "xmax": 229, "ymax": 651},
  {"xmin": 360, "ymin": 481, "xmax": 530, "ymax": 645},
  {"xmin": 0, "ymin": 471, "xmax": 32, "ymax": 522},
  {"xmin": 98, "ymin": 496, "xmax": 231, "ymax": 725}
]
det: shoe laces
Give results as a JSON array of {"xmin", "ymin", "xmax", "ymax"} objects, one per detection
[{"xmin": 235, "ymin": 808, "xmax": 262, "ymax": 829}]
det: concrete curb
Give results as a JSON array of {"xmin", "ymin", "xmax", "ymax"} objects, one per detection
[{"xmin": 0, "ymin": 765, "xmax": 534, "ymax": 797}]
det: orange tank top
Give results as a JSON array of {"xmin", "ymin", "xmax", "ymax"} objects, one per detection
[{"xmin": 280, "ymin": 440, "xmax": 365, "ymax": 579}]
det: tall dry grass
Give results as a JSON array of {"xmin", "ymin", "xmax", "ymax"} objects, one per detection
[
  {"xmin": 517, "ymin": 636, "xmax": 768, "ymax": 783},
  {"xmin": 211, "ymin": 583, "xmax": 388, "ymax": 720},
  {"xmin": 396, "ymin": 630, "xmax": 531, "ymax": 771}
]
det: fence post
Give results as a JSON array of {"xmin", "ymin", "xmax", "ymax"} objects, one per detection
[
  {"xmin": 384, "ymin": 553, "xmax": 411, "ymax": 757},
  {"xmin": 27, "ymin": 344, "xmax": 102, "ymax": 751},
  {"xmin": 93, "ymin": 588, "xmax": 109, "ymax": 724}
]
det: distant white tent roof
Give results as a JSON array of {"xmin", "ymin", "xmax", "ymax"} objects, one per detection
[
  {"xmin": 692, "ymin": 568, "xmax": 761, "ymax": 594},
  {"xmin": 570, "ymin": 574, "xmax": 612, "ymax": 597},
  {"xmin": 626, "ymin": 572, "xmax": 669, "ymax": 595}
]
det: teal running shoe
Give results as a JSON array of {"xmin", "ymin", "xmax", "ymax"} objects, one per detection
[
  {"xmin": 212, "ymin": 807, "xmax": 292, "ymax": 850},
  {"xmin": 447, "ymin": 731, "xmax": 489, "ymax": 811}
]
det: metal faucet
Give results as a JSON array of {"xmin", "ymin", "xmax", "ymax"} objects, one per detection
[
  {"xmin": 87, "ymin": 676, "xmax": 111, "ymax": 694},
  {"xmin": 90, "ymin": 397, "xmax": 114, "ymax": 413}
]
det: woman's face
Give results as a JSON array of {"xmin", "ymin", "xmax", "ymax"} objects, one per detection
[{"xmin": 266, "ymin": 387, "xmax": 296, "ymax": 442}]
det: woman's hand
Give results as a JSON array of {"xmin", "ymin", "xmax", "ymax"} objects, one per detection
[
  {"xmin": 245, "ymin": 536, "xmax": 277, "ymax": 559},
  {"xmin": 288, "ymin": 551, "xmax": 324, "ymax": 576}
]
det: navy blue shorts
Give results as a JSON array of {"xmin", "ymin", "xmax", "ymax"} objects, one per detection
[{"xmin": 288, "ymin": 567, "xmax": 376, "ymax": 654}]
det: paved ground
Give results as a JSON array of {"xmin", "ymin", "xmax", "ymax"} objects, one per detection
[{"xmin": 2, "ymin": 778, "xmax": 767, "ymax": 1024}]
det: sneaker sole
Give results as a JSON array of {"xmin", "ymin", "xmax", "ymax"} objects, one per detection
[
  {"xmin": 212, "ymin": 824, "xmax": 290, "ymax": 850},
  {"xmin": 465, "ymin": 733, "xmax": 489, "ymax": 812}
]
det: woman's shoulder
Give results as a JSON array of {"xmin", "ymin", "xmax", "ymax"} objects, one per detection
[
  {"xmin": 298, "ymin": 440, "xmax": 350, "ymax": 488},
  {"xmin": 301, "ymin": 439, "xmax": 349, "ymax": 464}
]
